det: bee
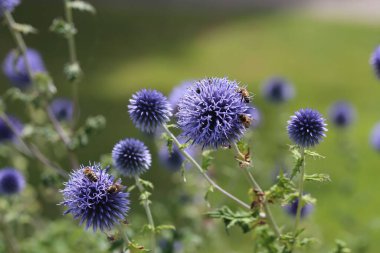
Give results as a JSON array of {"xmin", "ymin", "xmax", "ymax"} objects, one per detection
[
  {"xmin": 239, "ymin": 114, "xmax": 252, "ymax": 128},
  {"xmin": 83, "ymin": 167, "xmax": 98, "ymax": 182},
  {"xmin": 107, "ymin": 183, "xmax": 123, "ymax": 194},
  {"xmin": 237, "ymin": 87, "xmax": 251, "ymax": 103}
]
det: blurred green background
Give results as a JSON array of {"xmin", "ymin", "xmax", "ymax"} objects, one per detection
[{"xmin": 1, "ymin": 1, "xmax": 380, "ymax": 252}]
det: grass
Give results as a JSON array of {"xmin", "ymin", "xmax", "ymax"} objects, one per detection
[{"xmin": 1, "ymin": 3, "xmax": 380, "ymax": 252}]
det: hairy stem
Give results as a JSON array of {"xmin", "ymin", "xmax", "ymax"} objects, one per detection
[
  {"xmin": 293, "ymin": 147, "xmax": 306, "ymax": 235},
  {"xmin": 134, "ymin": 176, "xmax": 156, "ymax": 253},
  {"xmin": 163, "ymin": 125, "xmax": 251, "ymax": 210},
  {"xmin": 232, "ymin": 143, "xmax": 281, "ymax": 237}
]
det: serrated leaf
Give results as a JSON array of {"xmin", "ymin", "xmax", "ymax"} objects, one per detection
[
  {"xmin": 12, "ymin": 23, "xmax": 37, "ymax": 34},
  {"xmin": 155, "ymin": 224, "xmax": 176, "ymax": 233},
  {"xmin": 265, "ymin": 174, "xmax": 296, "ymax": 204},
  {"xmin": 128, "ymin": 241, "xmax": 149, "ymax": 253},
  {"xmin": 138, "ymin": 178, "xmax": 154, "ymax": 190},
  {"xmin": 68, "ymin": 1, "xmax": 96, "ymax": 14},
  {"xmin": 201, "ymin": 150, "xmax": 214, "ymax": 171},
  {"xmin": 304, "ymin": 173, "xmax": 331, "ymax": 183},
  {"xmin": 304, "ymin": 150, "xmax": 325, "ymax": 159}
]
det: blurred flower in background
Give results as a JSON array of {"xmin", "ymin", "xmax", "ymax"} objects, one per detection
[
  {"xmin": 0, "ymin": 114, "xmax": 23, "ymax": 143},
  {"xmin": 328, "ymin": 101, "xmax": 356, "ymax": 128},
  {"xmin": 370, "ymin": 122, "xmax": 380, "ymax": 152},
  {"xmin": 49, "ymin": 98, "xmax": 74, "ymax": 122},
  {"xmin": 168, "ymin": 80, "xmax": 194, "ymax": 113},
  {"xmin": 158, "ymin": 142, "xmax": 197, "ymax": 172},
  {"xmin": 247, "ymin": 106, "xmax": 261, "ymax": 128},
  {"xmin": 262, "ymin": 77, "xmax": 294, "ymax": 103},
  {"xmin": 2, "ymin": 48, "xmax": 46, "ymax": 89},
  {"xmin": 370, "ymin": 45, "xmax": 380, "ymax": 80},
  {"xmin": 284, "ymin": 197, "xmax": 314, "ymax": 218},
  {"xmin": 0, "ymin": 0, "xmax": 20, "ymax": 16},
  {"xmin": 0, "ymin": 167, "xmax": 25, "ymax": 195}
]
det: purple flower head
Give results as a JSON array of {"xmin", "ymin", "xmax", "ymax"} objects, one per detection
[
  {"xmin": 329, "ymin": 101, "xmax": 355, "ymax": 128},
  {"xmin": 284, "ymin": 197, "xmax": 314, "ymax": 218},
  {"xmin": 168, "ymin": 80, "xmax": 194, "ymax": 113},
  {"xmin": 49, "ymin": 98, "xmax": 74, "ymax": 122},
  {"xmin": 370, "ymin": 45, "xmax": 380, "ymax": 80},
  {"xmin": 61, "ymin": 164, "xmax": 130, "ymax": 232},
  {"xmin": 0, "ymin": 0, "xmax": 20, "ymax": 16},
  {"xmin": 176, "ymin": 77, "xmax": 252, "ymax": 149},
  {"xmin": 0, "ymin": 115, "xmax": 23, "ymax": 143},
  {"xmin": 158, "ymin": 142, "xmax": 197, "ymax": 172},
  {"xmin": 0, "ymin": 167, "xmax": 25, "ymax": 195},
  {"xmin": 287, "ymin": 108, "xmax": 327, "ymax": 148},
  {"xmin": 262, "ymin": 77, "xmax": 294, "ymax": 103},
  {"xmin": 2, "ymin": 48, "xmax": 46, "ymax": 89},
  {"xmin": 128, "ymin": 89, "xmax": 172, "ymax": 133},
  {"xmin": 247, "ymin": 106, "xmax": 261, "ymax": 128},
  {"xmin": 112, "ymin": 138, "xmax": 152, "ymax": 177},
  {"xmin": 370, "ymin": 122, "xmax": 380, "ymax": 152}
]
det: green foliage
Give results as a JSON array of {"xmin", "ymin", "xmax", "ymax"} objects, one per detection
[
  {"xmin": 12, "ymin": 23, "xmax": 38, "ymax": 35},
  {"xmin": 138, "ymin": 178, "xmax": 154, "ymax": 190},
  {"xmin": 155, "ymin": 224, "xmax": 176, "ymax": 234},
  {"xmin": 207, "ymin": 206, "xmax": 260, "ymax": 233},
  {"xmin": 201, "ymin": 150, "xmax": 214, "ymax": 171},
  {"xmin": 68, "ymin": 1, "xmax": 96, "ymax": 14},
  {"xmin": 265, "ymin": 173, "xmax": 296, "ymax": 204},
  {"xmin": 64, "ymin": 62, "xmax": 82, "ymax": 82},
  {"xmin": 304, "ymin": 173, "xmax": 331, "ymax": 183},
  {"xmin": 330, "ymin": 240, "xmax": 351, "ymax": 253},
  {"xmin": 50, "ymin": 18, "xmax": 77, "ymax": 38},
  {"xmin": 161, "ymin": 132, "xmax": 173, "ymax": 153},
  {"xmin": 69, "ymin": 115, "xmax": 106, "ymax": 149}
]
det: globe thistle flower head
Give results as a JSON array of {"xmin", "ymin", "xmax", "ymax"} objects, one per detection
[
  {"xmin": 0, "ymin": 115, "xmax": 23, "ymax": 143},
  {"xmin": 370, "ymin": 122, "xmax": 380, "ymax": 152},
  {"xmin": 284, "ymin": 197, "xmax": 314, "ymax": 218},
  {"xmin": 287, "ymin": 108, "xmax": 327, "ymax": 148},
  {"xmin": 2, "ymin": 48, "xmax": 46, "ymax": 89},
  {"xmin": 370, "ymin": 45, "xmax": 380, "ymax": 80},
  {"xmin": 168, "ymin": 80, "xmax": 194, "ymax": 113},
  {"xmin": 176, "ymin": 77, "xmax": 252, "ymax": 149},
  {"xmin": 329, "ymin": 101, "xmax": 355, "ymax": 128},
  {"xmin": 112, "ymin": 138, "xmax": 152, "ymax": 177},
  {"xmin": 61, "ymin": 164, "xmax": 130, "ymax": 232},
  {"xmin": 128, "ymin": 89, "xmax": 172, "ymax": 133},
  {"xmin": 0, "ymin": 0, "xmax": 20, "ymax": 16},
  {"xmin": 0, "ymin": 167, "xmax": 25, "ymax": 195},
  {"xmin": 262, "ymin": 77, "xmax": 294, "ymax": 103},
  {"xmin": 49, "ymin": 98, "xmax": 74, "ymax": 122},
  {"xmin": 247, "ymin": 106, "xmax": 261, "ymax": 128},
  {"xmin": 158, "ymin": 142, "xmax": 196, "ymax": 172}
]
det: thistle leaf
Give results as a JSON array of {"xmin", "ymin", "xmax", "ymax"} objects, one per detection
[{"xmin": 68, "ymin": 1, "xmax": 96, "ymax": 14}]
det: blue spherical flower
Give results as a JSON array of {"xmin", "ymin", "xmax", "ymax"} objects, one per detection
[
  {"xmin": 370, "ymin": 122, "xmax": 380, "ymax": 152},
  {"xmin": 287, "ymin": 108, "xmax": 327, "ymax": 148},
  {"xmin": 329, "ymin": 101, "xmax": 355, "ymax": 128},
  {"xmin": 158, "ymin": 142, "xmax": 197, "ymax": 172},
  {"xmin": 49, "ymin": 98, "xmax": 74, "ymax": 122},
  {"xmin": 2, "ymin": 48, "xmax": 46, "ymax": 89},
  {"xmin": 370, "ymin": 45, "xmax": 380, "ymax": 80},
  {"xmin": 176, "ymin": 77, "xmax": 252, "ymax": 149},
  {"xmin": 0, "ymin": 167, "xmax": 25, "ymax": 195},
  {"xmin": 262, "ymin": 77, "xmax": 294, "ymax": 103},
  {"xmin": 112, "ymin": 138, "xmax": 152, "ymax": 177},
  {"xmin": 0, "ymin": 0, "xmax": 20, "ymax": 16},
  {"xmin": 128, "ymin": 89, "xmax": 172, "ymax": 133},
  {"xmin": 61, "ymin": 164, "xmax": 130, "ymax": 232},
  {"xmin": 284, "ymin": 197, "xmax": 314, "ymax": 218},
  {"xmin": 168, "ymin": 80, "xmax": 194, "ymax": 112},
  {"xmin": 0, "ymin": 115, "xmax": 23, "ymax": 143}
]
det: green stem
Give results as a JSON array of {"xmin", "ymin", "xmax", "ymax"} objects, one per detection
[
  {"xmin": 232, "ymin": 143, "xmax": 281, "ymax": 237},
  {"xmin": 293, "ymin": 147, "xmax": 306, "ymax": 235},
  {"xmin": 134, "ymin": 176, "xmax": 156, "ymax": 253},
  {"xmin": 162, "ymin": 125, "xmax": 251, "ymax": 210}
]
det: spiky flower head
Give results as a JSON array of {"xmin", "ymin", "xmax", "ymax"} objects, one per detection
[
  {"xmin": 284, "ymin": 197, "xmax": 313, "ymax": 218},
  {"xmin": 112, "ymin": 138, "xmax": 152, "ymax": 177},
  {"xmin": 370, "ymin": 122, "xmax": 380, "ymax": 152},
  {"xmin": 0, "ymin": 167, "xmax": 25, "ymax": 195},
  {"xmin": 168, "ymin": 80, "xmax": 194, "ymax": 113},
  {"xmin": 0, "ymin": 0, "xmax": 20, "ymax": 16},
  {"xmin": 329, "ymin": 101, "xmax": 355, "ymax": 128},
  {"xmin": 370, "ymin": 45, "xmax": 380, "ymax": 80},
  {"xmin": 287, "ymin": 108, "xmax": 327, "ymax": 148},
  {"xmin": 262, "ymin": 77, "xmax": 294, "ymax": 103},
  {"xmin": 176, "ymin": 77, "xmax": 252, "ymax": 149},
  {"xmin": 49, "ymin": 98, "xmax": 74, "ymax": 122},
  {"xmin": 2, "ymin": 48, "xmax": 46, "ymax": 89},
  {"xmin": 128, "ymin": 89, "xmax": 172, "ymax": 133},
  {"xmin": 158, "ymin": 142, "xmax": 196, "ymax": 172},
  {"xmin": 0, "ymin": 115, "xmax": 23, "ymax": 143},
  {"xmin": 61, "ymin": 164, "xmax": 130, "ymax": 232}
]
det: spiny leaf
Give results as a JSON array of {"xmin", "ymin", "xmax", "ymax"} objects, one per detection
[
  {"xmin": 155, "ymin": 224, "xmax": 176, "ymax": 233},
  {"xmin": 201, "ymin": 150, "xmax": 214, "ymax": 171},
  {"xmin": 68, "ymin": 1, "xmax": 96, "ymax": 14},
  {"xmin": 265, "ymin": 174, "xmax": 296, "ymax": 204},
  {"xmin": 304, "ymin": 150, "xmax": 325, "ymax": 159},
  {"xmin": 128, "ymin": 241, "xmax": 150, "ymax": 252},
  {"xmin": 304, "ymin": 173, "xmax": 331, "ymax": 183},
  {"xmin": 138, "ymin": 178, "xmax": 154, "ymax": 190}
]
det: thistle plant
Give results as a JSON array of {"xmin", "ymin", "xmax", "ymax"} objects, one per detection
[{"xmin": 0, "ymin": 1, "xmax": 357, "ymax": 252}]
